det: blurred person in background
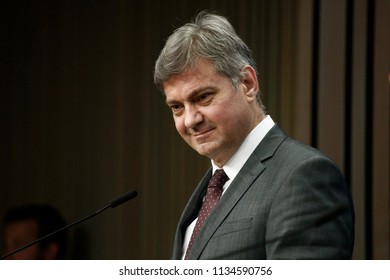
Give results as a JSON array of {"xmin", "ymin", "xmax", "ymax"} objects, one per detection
[{"xmin": 2, "ymin": 203, "xmax": 67, "ymax": 259}]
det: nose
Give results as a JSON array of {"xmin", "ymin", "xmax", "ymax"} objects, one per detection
[{"xmin": 184, "ymin": 105, "xmax": 203, "ymax": 130}]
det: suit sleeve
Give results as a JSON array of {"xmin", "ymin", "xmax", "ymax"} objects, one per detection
[{"xmin": 265, "ymin": 156, "xmax": 354, "ymax": 259}]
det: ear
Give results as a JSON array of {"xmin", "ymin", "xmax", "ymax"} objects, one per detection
[
  {"xmin": 42, "ymin": 242, "xmax": 60, "ymax": 260},
  {"xmin": 240, "ymin": 65, "xmax": 259, "ymax": 102}
]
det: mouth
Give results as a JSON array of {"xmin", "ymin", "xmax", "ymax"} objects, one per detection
[{"xmin": 193, "ymin": 128, "xmax": 215, "ymax": 139}]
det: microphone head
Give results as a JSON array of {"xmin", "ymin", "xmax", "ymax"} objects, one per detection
[{"xmin": 110, "ymin": 190, "xmax": 138, "ymax": 208}]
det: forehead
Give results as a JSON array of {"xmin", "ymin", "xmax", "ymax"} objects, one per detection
[
  {"xmin": 163, "ymin": 59, "xmax": 226, "ymax": 101},
  {"xmin": 166, "ymin": 59, "xmax": 216, "ymax": 84},
  {"xmin": 5, "ymin": 219, "xmax": 39, "ymax": 239}
]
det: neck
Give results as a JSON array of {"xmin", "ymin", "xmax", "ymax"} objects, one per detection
[{"xmin": 212, "ymin": 111, "xmax": 267, "ymax": 168}]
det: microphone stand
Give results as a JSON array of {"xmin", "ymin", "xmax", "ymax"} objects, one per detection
[{"xmin": 0, "ymin": 190, "xmax": 137, "ymax": 260}]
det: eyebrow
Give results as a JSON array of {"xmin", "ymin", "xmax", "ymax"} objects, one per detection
[{"xmin": 165, "ymin": 86, "xmax": 217, "ymax": 105}]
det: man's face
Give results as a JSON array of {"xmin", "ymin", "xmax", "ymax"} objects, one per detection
[
  {"xmin": 163, "ymin": 59, "xmax": 260, "ymax": 167},
  {"xmin": 3, "ymin": 219, "xmax": 42, "ymax": 260}
]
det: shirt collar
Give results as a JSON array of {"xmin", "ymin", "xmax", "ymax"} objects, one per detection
[{"xmin": 211, "ymin": 115, "xmax": 275, "ymax": 181}]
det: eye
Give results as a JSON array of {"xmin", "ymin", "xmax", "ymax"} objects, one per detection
[
  {"xmin": 197, "ymin": 93, "xmax": 208, "ymax": 101},
  {"xmin": 195, "ymin": 92, "xmax": 213, "ymax": 104},
  {"xmin": 169, "ymin": 104, "xmax": 184, "ymax": 115}
]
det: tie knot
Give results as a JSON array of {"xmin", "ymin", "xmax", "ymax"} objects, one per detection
[{"xmin": 208, "ymin": 169, "xmax": 229, "ymax": 188}]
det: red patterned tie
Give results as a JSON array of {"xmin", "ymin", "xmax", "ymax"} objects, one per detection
[{"xmin": 185, "ymin": 169, "xmax": 229, "ymax": 259}]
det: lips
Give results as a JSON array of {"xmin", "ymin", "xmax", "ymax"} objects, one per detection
[{"xmin": 193, "ymin": 128, "xmax": 215, "ymax": 140}]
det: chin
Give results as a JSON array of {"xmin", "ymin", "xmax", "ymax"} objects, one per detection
[
  {"xmin": 195, "ymin": 149, "xmax": 210, "ymax": 157},
  {"xmin": 194, "ymin": 146, "xmax": 218, "ymax": 159},
  {"xmin": 189, "ymin": 139, "xmax": 221, "ymax": 157}
]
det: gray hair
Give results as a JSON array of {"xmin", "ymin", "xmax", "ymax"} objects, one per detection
[{"xmin": 154, "ymin": 11, "xmax": 265, "ymax": 109}]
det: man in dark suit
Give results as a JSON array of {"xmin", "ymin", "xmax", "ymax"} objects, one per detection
[{"xmin": 154, "ymin": 11, "xmax": 354, "ymax": 259}]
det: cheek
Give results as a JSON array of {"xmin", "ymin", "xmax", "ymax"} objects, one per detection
[{"xmin": 174, "ymin": 117, "xmax": 186, "ymax": 135}]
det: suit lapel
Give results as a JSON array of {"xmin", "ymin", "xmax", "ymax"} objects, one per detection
[
  {"xmin": 180, "ymin": 169, "xmax": 212, "ymax": 229},
  {"xmin": 172, "ymin": 169, "xmax": 212, "ymax": 258},
  {"xmin": 187, "ymin": 125, "xmax": 287, "ymax": 259}
]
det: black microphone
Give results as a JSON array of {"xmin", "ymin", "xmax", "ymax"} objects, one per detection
[
  {"xmin": 109, "ymin": 190, "xmax": 138, "ymax": 208},
  {"xmin": 0, "ymin": 190, "xmax": 138, "ymax": 260}
]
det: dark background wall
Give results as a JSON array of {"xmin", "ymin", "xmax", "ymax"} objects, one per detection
[{"xmin": 0, "ymin": 0, "xmax": 388, "ymax": 259}]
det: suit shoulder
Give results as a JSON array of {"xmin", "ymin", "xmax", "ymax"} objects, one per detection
[
  {"xmin": 281, "ymin": 137, "xmax": 330, "ymax": 159},
  {"xmin": 273, "ymin": 137, "xmax": 343, "ymax": 174}
]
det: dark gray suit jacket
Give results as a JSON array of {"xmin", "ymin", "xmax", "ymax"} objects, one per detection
[{"xmin": 172, "ymin": 125, "xmax": 354, "ymax": 259}]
